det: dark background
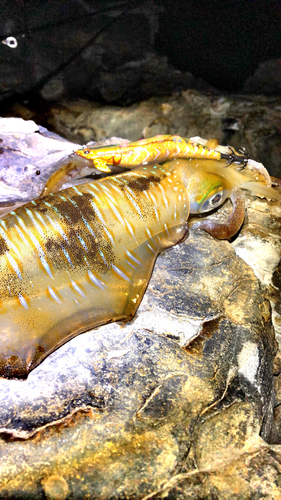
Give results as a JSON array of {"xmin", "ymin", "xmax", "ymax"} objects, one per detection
[
  {"xmin": 0, "ymin": 0, "xmax": 280, "ymax": 109},
  {"xmin": 155, "ymin": 0, "xmax": 281, "ymax": 92}
]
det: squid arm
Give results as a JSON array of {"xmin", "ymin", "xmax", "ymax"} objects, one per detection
[{"xmin": 192, "ymin": 188, "xmax": 246, "ymax": 240}]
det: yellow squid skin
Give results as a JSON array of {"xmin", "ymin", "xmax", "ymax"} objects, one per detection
[{"xmin": 0, "ymin": 135, "xmax": 279, "ymax": 379}]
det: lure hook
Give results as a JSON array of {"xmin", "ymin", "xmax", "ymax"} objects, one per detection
[{"xmin": 222, "ymin": 146, "xmax": 249, "ymax": 170}]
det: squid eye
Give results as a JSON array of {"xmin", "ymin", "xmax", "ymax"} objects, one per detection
[
  {"xmin": 211, "ymin": 193, "xmax": 222, "ymax": 205},
  {"xmin": 199, "ymin": 190, "xmax": 226, "ymax": 213}
]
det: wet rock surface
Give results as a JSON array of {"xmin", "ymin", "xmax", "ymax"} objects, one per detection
[
  {"xmin": 0, "ymin": 117, "xmax": 80, "ymax": 204},
  {"xmin": 0, "ymin": 118, "xmax": 280, "ymax": 499}
]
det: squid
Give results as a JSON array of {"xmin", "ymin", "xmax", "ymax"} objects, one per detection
[{"xmin": 0, "ymin": 135, "xmax": 280, "ymax": 379}]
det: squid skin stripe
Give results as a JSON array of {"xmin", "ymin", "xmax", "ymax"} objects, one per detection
[
  {"xmin": 123, "ymin": 186, "xmax": 143, "ymax": 218},
  {"xmin": 27, "ymin": 231, "xmax": 53, "ymax": 279},
  {"xmin": 42, "ymin": 217, "xmax": 73, "ymax": 267},
  {"xmin": 14, "ymin": 224, "xmax": 30, "ymax": 246},
  {"xmin": 0, "ymin": 226, "xmax": 21, "ymax": 258},
  {"xmin": 18, "ymin": 293, "xmax": 28, "ymax": 310},
  {"xmin": 48, "ymin": 286, "xmax": 62, "ymax": 304},
  {"xmin": 6, "ymin": 253, "xmax": 22, "ymax": 279},
  {"xmin": 112, "ymin": 264, "xmax": 130, "ymax": 281},
  {"xmin": 24, "ymin": 208, "xmax": 45, "ymax": 238},
  {"xmin": 95, "ymin": 193, "xmax": 126, "ymax": 228},
  {"xmin": 77, "ymin": 234, "xmax": 88, "ymax": 252},
  {"xmin": 79, "ymin": 214, "xmax": 96, "ymax": 237},
  {"xmin": 35, "ymin": 210, "xmax": 48, "ymax": 225},
  {"xmin": 124, "ymin": 259, "xmax": 137, "ymax": 270},
  {"xmin": 88, "ymin": 194, "xmax": 116, "ymax": 246},
  {"xmin": 43, "ymin": 200, "xmax": 71, "ymax": 222},
  {"xmin": 146, "ymin": 191, "xmax": 159, "ymax": 221},
  {"xmin": 125, "ymin": 249, "xmax": 143, "ymax": 266},
  {"xmin": 72, "ymin": 186, "xmax": 83, "ymax": 196},
  {"xmin": 87, "ymin": 269, "xmax": 107, "ymax": 290},
  {"xmin": 60, "ymin": 245, "xmax": 74, "ymax": 268},
  {"xmin": 124, "ymin": 219, "xmax": 138, "ymax": 245},
  {"xmin": 87, "ymin": 183, "xmax": 100, "ymax": 192},
  {"xmin": 45, "ymin": 213, "xmax": 69, "ymax": 243},
  {"xmin": 163, "ymin": 222, "xmax": 170, "ymax": 236},
  {"xmin": 158, "ymin": 184, "xmax": 169, "ymax": 212},
  {"xmin": 107, "ymin": 183, "xmax": 122, "ymax": 196},
  {"xmin": 87, "ymin": 189, "xmax": 118, "ymax": 247},
  {"xmin": 58, "ymin": 200, "xmax": 103, "ymax": 249},
  {"xmin": 43, "ymin": 201, "xmax": 53, "ymax": 208},
  {"xmin": 145, "ymin": 242, "xmax": 156, "ymax": 255},
  {"xmin": 88, "ymin": 196, "xmax": 112, "ymax": 228},
  {"xmin": 98, "ymin": 184, "xmax": 112, "ymax": 195},
  {"xmin": 145, "ymin": 227, "xmax": 153, "ymax": 239},
  {"xmin": 71, "ymin": 280, "xmax": 86, "ymax": 297}
]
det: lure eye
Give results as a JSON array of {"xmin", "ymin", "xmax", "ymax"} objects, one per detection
[
  {"xmin": 199, "ymin": 189, "xmax": 227, "ymax": 213},
  {"xmin": 83, "ymin": 150, "xmax": 90, "ymax": 155}
]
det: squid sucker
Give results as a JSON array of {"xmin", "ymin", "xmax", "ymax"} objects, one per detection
[{"xmin": 0, "ymin": 145, "xmax": 280, "ymax": 379}]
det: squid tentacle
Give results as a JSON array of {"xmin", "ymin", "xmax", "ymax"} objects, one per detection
[{"xmin": 191, "ymin": 188, "xmax": 246, "ymax": 240}]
